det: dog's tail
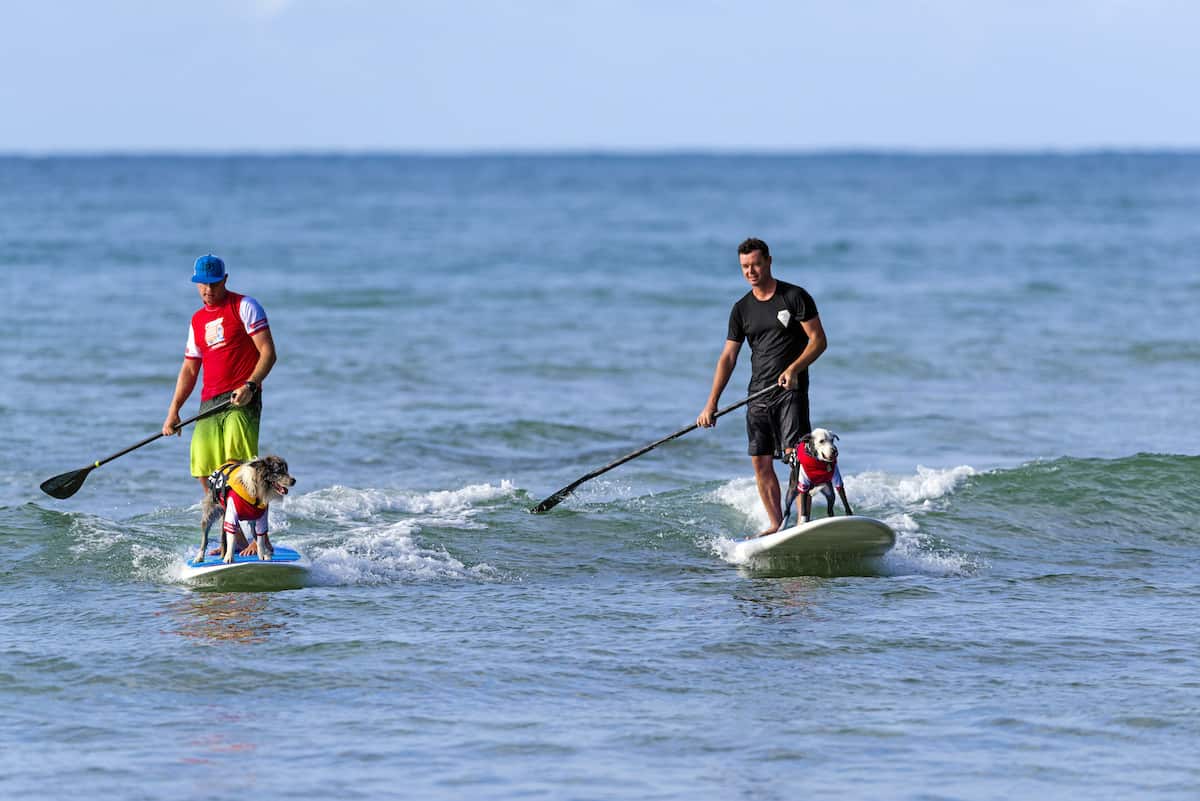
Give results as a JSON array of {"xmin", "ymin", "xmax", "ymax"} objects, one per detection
[{"xmin": 198, "ymin": 505, "xmax": 221, "ymax": 562}]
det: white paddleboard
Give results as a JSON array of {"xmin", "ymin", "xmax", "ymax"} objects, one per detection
[
  {"xmin": 181, "ymin": 545, "xmax": 310, "ymax": 590},
  {"xmin": 733, "ymin": 515, "xmax": 895, "ymax": 561}
]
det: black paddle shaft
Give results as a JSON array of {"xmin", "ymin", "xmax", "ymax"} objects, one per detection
[
  {"xmin": 529, "ymin": 385, "xmax": 779, "ymax": 514},
  {"xmin": 39, "ymin": 399, "xmax": 234, "ymax": 499}
]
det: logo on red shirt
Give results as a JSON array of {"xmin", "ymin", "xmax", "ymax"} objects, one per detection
[{"xmin": 204, "ymin": 318, "xmax": 226, "ymax": 348}]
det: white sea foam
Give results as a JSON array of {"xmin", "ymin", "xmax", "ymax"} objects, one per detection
[
  {"xmin": 65, "ymin": 514, "xmax": 129, "ymax": 556},
  {"xmin": 852, "ymin": 465, "xmax": 977, "ymax": 508},
  {"xmin": 881, "ymin": 528, "xmax": 979, "ymax": 577},
  {"xmin": 305, "ymin": 520, "xmax": 498, "ymax": 586},
  {"xmin": 707, "ymin": 465, "xmax": 978, "ymax": 575},
  {"xmin": 710, "ymin": 532, "xmax": 748, "ymax": 564},
  {"xmin": 165, "ymin": 481, "xmax": 512, "ymax": 586},
  {"xmin": 710, "ymin": 477, "xmax": 766, "ymax": 529},
  {"xmin": 555, "ymin": 476, "xmax": 636, "ymax": 508},
  {"xmin": 283, "ymin": 480, "xmax": 516, "ymax": 528}
]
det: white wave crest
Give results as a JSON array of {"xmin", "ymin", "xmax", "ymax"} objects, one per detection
[
  {"xmin": 283, "ymin": 480, "xmax": 516, "ymax": 527},
  {"xmin": 706, "ymin": 464, "xmax": 974, "ymax": 529},
  {"xmin": 710, "ymin": 477, "xmax": 768, "ymax": 530},
  {"xmin": 852, "ymin": 465, "xmax": 976, "ymax": 508}
]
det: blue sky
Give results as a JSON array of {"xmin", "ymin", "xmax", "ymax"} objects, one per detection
[{"xmin": 1, "ymin": 0, "xmax": 1196, "ymax": 152}]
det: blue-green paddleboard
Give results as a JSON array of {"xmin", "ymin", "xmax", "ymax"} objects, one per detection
[{"xmin": 181, "ymin": 545, "xmax": 309, "ymax": 590}]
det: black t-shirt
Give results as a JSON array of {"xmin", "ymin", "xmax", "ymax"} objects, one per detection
[{"xmin": 727, "ymin": 280, "xmax": 819, "ymax": 391}]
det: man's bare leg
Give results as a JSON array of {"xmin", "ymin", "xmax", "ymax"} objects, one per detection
[{"xmin": 752, "ymin": 455, "xmax": 782, "ymax": 536}]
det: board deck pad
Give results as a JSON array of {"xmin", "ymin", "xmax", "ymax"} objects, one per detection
[{"xmin": 733, "ymin": 515, "xmax": 896, "ymax": 562}]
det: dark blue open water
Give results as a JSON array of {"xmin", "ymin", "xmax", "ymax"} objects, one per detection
[{"xmin": 1, "ymin": 154, "xmax": 1198, "ymax": 800}]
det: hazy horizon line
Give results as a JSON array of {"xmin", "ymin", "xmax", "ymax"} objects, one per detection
[{"xmin": 2, "ymin": 145, "xmax": 1199, "ymax": 159}]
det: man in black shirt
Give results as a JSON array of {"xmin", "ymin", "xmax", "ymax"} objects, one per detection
[{"xmin": 697, "ymin": 238, "xmax": 828, "ymax": 536}]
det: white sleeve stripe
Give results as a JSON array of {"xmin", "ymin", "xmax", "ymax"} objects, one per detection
[
  {"xmin": 185, "ymin": 324, "xmax": 200, "ymax": 358},
  {"xmin": 239, "ymin": 296, "xmax": 269, "ymax": 335}
]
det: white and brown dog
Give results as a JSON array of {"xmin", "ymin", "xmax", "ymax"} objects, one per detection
[
  {"xmin": 793, "ymin": 428, "xmax": 854, "ymax": 524},
  {"xmin": 199, "ymin": 455, "xmax": 296, "ymax": 563}
]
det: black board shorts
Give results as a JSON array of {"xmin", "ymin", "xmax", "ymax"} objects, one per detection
[{"xmin": 745, "ymin": 385, "xmax": 811, "ymax": 458}]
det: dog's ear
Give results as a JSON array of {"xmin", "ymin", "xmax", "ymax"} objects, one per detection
[
  {"xmin": 801, "ymin": 433, "xmax": 813, "ymax": 443},
  {"xmin": 831, "ymin": 433, "xmax": 839, "ymax": 441}
]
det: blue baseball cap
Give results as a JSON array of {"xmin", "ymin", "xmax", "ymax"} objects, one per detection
[{"xmin": 192, "ymin": 254, "xmax": 226, "ymax": 284}]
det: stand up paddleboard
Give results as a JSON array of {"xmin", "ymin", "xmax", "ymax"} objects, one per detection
[
  {"xmin": 181, "ymin": 545, "xmax": 309, "ymax": 590},
  {"xmin": 733, "ymin": 515, "xmax": 895, "ymax": 562}
]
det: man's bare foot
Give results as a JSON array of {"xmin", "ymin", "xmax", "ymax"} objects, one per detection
[
  {"xmin": 755, "ymin": 525, "xmax": 782, "ymax": 538},
  {"xmin": 239, "ymin": 540, "xmax": 259, "ymax": 557}
]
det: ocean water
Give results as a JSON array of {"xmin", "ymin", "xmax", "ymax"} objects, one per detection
[{"xmin": 1, "ymin": 153, "xmax": 1198, "ymax": 800}]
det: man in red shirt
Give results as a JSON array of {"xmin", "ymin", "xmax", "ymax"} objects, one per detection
[{"xmin": 162, "ymin": 254, "xmax": 277, "ymax": 494}]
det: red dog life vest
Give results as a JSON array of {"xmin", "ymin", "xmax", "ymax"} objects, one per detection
[{"xmin": 795, "ymin": 448, "xmax": 843, "ymax": 492}]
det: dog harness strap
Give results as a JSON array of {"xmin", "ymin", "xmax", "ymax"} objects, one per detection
[{"xmin": 207, "ymin": 460, "xmax": 240, "ymax": 505}]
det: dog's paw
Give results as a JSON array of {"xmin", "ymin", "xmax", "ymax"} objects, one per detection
[{"xmin": 222, "ymin": 553, "xmax": 235, "ymax": 564}]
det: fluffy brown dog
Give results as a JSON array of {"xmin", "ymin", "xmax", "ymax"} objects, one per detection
[{"xmin": 199, "ymin": 456, "xmax": 296, "ymax": 563}]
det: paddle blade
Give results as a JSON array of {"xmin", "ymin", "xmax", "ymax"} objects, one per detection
[
  {"xmin": 39, "ymin": 466, "xmax": 94, "ymax": 500},
  {"xmin": 529, "ymin": 496, "xmax": 562, "ymax": 514},
  {"xmin": 529, "ymin": 487, "xmax": 574, "ymax": 514}
]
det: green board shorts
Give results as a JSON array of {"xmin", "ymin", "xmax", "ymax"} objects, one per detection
[{"xmin": 190, "ymin": 392, "xmax": 262, "ymax": 478}]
